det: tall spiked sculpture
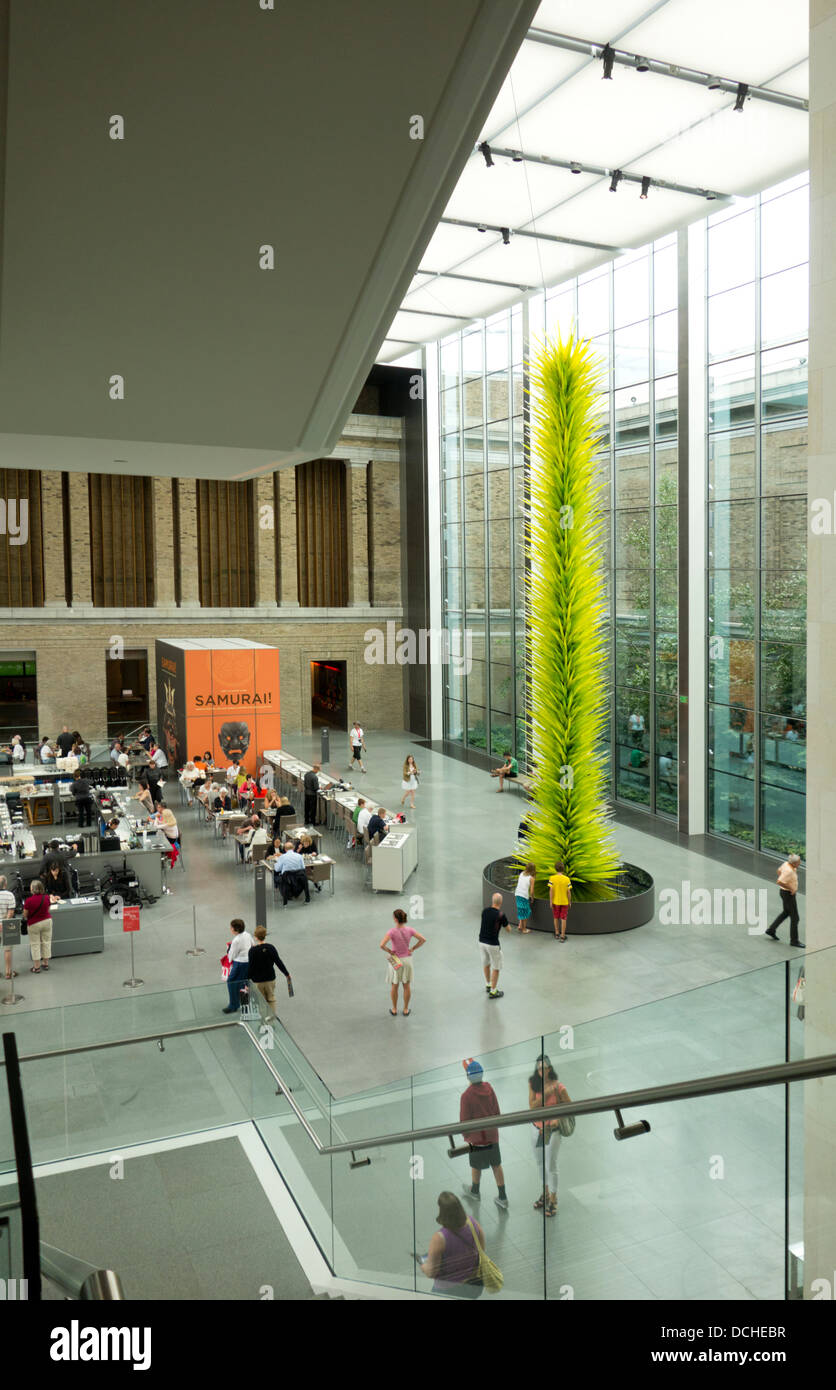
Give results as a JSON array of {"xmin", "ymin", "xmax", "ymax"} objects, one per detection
[{"xmin": 521, "ymin": 336, "xmax": 621, "ymax": 890}]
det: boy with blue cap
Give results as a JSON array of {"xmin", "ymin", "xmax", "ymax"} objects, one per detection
[{"xmin": 459, "ymin": 1058, "xmax": 508, "ymax": 1209}]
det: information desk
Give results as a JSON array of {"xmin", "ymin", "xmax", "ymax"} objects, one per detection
[
  {"xmin": 49, "ymin": 897, "xmax": 105, "ymax": 957},
  {"xmin": 371, "ymin": 827, "xmax": 419, "ymax": 892}
]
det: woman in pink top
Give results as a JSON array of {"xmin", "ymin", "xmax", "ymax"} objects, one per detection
[{"xmin": 380, "ymin": 907, "xmax": 427, "ymax": 1017}]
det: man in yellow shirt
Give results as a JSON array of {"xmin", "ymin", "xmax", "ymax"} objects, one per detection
[{"xmin": 548, "ymin": 861, "xmax": 572, "ymax": 942}]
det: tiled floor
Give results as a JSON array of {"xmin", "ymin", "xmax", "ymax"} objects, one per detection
[
  {"xmin": 34, "ymin": 1135, "xmax": 317, "ymax": 1300},
  {"xmin": 1, "ymin": 730, "xmax": 810, "ymax": 1300}
]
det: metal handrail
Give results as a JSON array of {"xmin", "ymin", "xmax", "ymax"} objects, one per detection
[
  {"xmin": 242, "ymin": 1035, "xmax": 836, "ymax": 1158},
  {"xmin": 0, "ymin": 1020, "xmax": 238, "ymax": 1066},
  {"xmin": 41, "ymin": 1241, "xmax": 125, "ymax": 1300}
]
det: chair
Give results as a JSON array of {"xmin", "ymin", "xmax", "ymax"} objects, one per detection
[{"xmin": 363, "ymin": 831, "xmax": 381, "ymax": 889}]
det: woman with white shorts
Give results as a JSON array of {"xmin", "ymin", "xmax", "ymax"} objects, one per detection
[
  {"xmin": 380, "ymin": 907, "xmax": 427, "ymax": 1016},
  {"xmin": 528, "ymin": 1054, "xmax": 571, "ymax": 1216}
]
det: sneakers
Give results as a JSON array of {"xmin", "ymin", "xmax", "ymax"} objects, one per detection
[
  {"xmin": 489, "ymin": 989, "xmax": 504, "ymax": 1000},
  {"xmin": 462, "ymin": 1185, "xmax": 481, "ymax": 1201},
  {"xmin": 494, "ymin": 1195, "xmax": 509, "ymax": 1210},
  {"xmin": 485, "ymin": 984, "xmax": 492, "ymax": 994}
]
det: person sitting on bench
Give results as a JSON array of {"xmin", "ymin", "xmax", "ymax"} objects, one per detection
[{"xmin": 490, "ymin": 751, "xmax": 518, "ymax": 793}]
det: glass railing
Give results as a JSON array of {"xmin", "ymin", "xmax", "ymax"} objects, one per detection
[{"xmin": 0, "ymin": 951, "xmax": 831, "ymax": 1299}]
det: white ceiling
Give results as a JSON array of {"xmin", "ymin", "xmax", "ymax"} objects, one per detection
[{"xmin": 377, "ymin": 0, "xmax": 809, "ymax": 362}]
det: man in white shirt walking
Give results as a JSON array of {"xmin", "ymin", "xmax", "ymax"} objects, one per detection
[
  {"xmin": 765, "ymin": 853, "xmax": 804, "ymax": 948},
  {"xmin": 348, "ymin": 721, "xmax": 366, "ymax": 773},
  {"xmin": 223, "ymin": 918, "xmax": 254, "ymax": 1012}
]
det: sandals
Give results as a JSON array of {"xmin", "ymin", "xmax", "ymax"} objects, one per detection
[
  {"xmin": 403, "ymin": 1010, "xmax": 411, "ymax": 1016},
  {"xmin": 30, "ymin": 966, "xmax": 41, "ymax": 973},
  {"xmin": 389, "ymin": 1009, "xmax": 397, "ymax": 1016},
  {"xmin": 41, "ymin": 961, "xmax": 50, "ymax": 970},
  {"xmin": 534, "ymin": 1194, "xmax": 546, "ymax": 1210},
  {"xmin": 546, "ymin": 1197, "xmax": 558, "ymax": 1217},
  {"xmin": 4, "ymin": 971, "xmax": 17, "ymax": 979}
]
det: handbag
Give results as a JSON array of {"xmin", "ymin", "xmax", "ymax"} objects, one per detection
[
  {"xmin": 220, "ymin": 943, "xmax": 231, "ymax": 981},
  {"xmin": 465, "ymin": 1217, "xmax": 503, "ymax": 1295}
]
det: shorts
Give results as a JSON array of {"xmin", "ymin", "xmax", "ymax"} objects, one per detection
[
  {"xmin": 255, "ymin": 980, "xmax": 276, "ymax": 1006},
  {"xmin": 480, "ymin": 943, "xmax": 502, "ymax": 972},
  {"xmin": 387, "ymin": 957, "xmax": 414, "ymax": 985},
  {"xmin": 468, "ymin": 1142, "xmax": 502, "ymax": 1171},
  {"xmin": 352, "ymin": 746, "xmax": 362, "ymax": 760},
  {"xmin": 552, "ymin": 905, "xmax": 568, "ymax": 921}
]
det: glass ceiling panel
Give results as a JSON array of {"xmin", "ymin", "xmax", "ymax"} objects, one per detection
[
  {"xmin": 377, "ymin": 0, "xmax": 808, "ymax": 356},
  {"xmin": 623, "ymin": 0, "xmax": 808, "ymax": 79}
]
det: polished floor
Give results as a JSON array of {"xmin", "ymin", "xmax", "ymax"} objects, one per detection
[
  {"xmin": 2, "ymin": 729, "xmax": 807, "ymax": 1097},
  {"xmin": 2, "ymin": 732, "xmax": 810, "ymax": 1301}
]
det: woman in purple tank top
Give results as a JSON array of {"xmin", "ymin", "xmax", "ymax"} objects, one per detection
[{"xmin": 419, "ymin": 1191, "xmax": 484, "ymax": 1298}]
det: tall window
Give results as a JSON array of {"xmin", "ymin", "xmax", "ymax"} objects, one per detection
[
  {"xmin": 195, "ymin": 479, "xmax": 256, "ymax": 607},
  {"xmin": 89, "ymin": 474, "xmax": 154, "ymax": 607},
  {"xmin": 440, "ymin": 307, "xmax": 524, "ymax": 756},
  {"xmin": 707, "ymin": 174, "xmax": 808, "ymax": 854}
]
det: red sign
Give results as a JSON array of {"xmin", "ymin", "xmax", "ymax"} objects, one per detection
[{"xmin": 122, "ymin": 906, "xmax": 140, "ymax": 933}]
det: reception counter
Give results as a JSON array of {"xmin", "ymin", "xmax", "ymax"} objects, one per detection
[
  {"xmin": 50, "ymin": 897, "xmax": 105, "ymax": 957},
  {"xmin": 371, "ymin": 826, "xmax": 419, "ymax": 892}
]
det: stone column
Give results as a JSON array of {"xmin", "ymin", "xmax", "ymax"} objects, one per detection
[
  {"xmin": 277, "ymin": 466, "xmax": 298, "ymax": 606},
  {"xmin": 152, "ymin": 477, "xmax": 176, "ymax": 606},
  {"xmin": 345, "ymin": 459, "xmax": 369, "ymax": 606},
  {"xmin": 804, "ymin": 0, "xmax": 836, "ymax": 1297},
  {"xmin": 67, "ymin": 472, "xmax": 93, "ymax": 605},
  {"xmin": 252, "ymin": 474, "xmax": 278, "ymax": 606},
  {"xmin": 40, "ymin": 470, "xmax": 67, "ymax": 606},
  {"xmin": 178, "ymin": 479, "xmax": 200, "ymax": 605}
]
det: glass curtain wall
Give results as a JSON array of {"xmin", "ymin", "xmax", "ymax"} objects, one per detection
[
  {"xmin": 440, "ymin": 307, "xmax": 525, "ymax": 756},
  {"xmin": 437, "ymin": 174, "xmax": 807, "ymax": 847},
  {"xmin": 706, "ymin": 174, "xmax": 809, "ymax": 854},
  {"xmin": 541, "ymin": 239, "xmax": 679, "ymax": 815}
]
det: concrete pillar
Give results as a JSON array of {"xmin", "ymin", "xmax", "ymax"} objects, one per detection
[
  {"xmin": 277, "ymin": 466, "xmax": 298, "ymax": 606},
  {"xmin": 253, "ymin": 474, "xmax": 278, "ymax": 607},
  {"xmin": 345, "ymin": 459, "xmax": 369, "ymax": 606},
  {"xmin": 152, "ymin": 477, "xmax": 176, "ymax": 606},
  {"xmin": 67, "ymin": 472, "xmax": 92, "ymax": 605},
  {"xmin": 178, "ymin": 479, "xmax": 200, "ymax": 605},
  {"xmin": 40, "ymin": 470, "xmax": 67, "ymax": 606},
  {"xmin": 804, "ymin": 0, "xmax": 836, "ymax": 1296}
]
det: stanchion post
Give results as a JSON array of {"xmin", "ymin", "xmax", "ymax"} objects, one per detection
[
  {"xmin": 186, "ymin": 903, "xmax": 205, "ymax": 957},
  {"xmin": 122, "ymin": 904, "xmax": 144, "ymax": 988}
]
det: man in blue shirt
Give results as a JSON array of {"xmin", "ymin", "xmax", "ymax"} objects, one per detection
[{"xmin": 275, "ymin": 843, "xmax": 310, "ymax": 905}]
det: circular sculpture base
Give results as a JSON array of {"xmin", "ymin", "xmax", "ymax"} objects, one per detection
[{"xmin": 483, "ymin": 858, "xmax": 654, "ymax": 935}]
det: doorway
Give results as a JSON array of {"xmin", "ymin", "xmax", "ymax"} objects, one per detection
[
  {"xmin": 310, "ymin": 660, "xmax": 347, "ymax": 730},
  {"xmin": 106, "ymin": 649, "xmax": 150, "ymax": 737},
  {"xmin": 0, "ymin": 652, "xmax": 37, "ymax": 745}
]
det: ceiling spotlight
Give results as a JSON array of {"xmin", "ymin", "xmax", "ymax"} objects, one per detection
[
  {"xmin": 570, "ymin": 161, "xmax": 583, "ymax": 174},
  {"xmin": 601, "ymin": 43, "xmax": 616, "ymax": 80},
  {"xmin": 500, "ymin": 227, "xmax": 511, "ymax": 245},
  {"xmin": 640, "ymin": 176, "xmax": 651, "ymax": 199},
  {"xmin": 609, "ymin": 169, "xmax": 623, "ymax": 193},
  {"xmin": 479, "ymin": 141, "xmax": 494, "ymax": 168},
  {"xmin": 707, "ymin": 75, "xmax": 723, "ymax": 90},
  {"xmin": 635, "ymin": 56, "xmax": 650, "ymax": 73},
  {"xmin": 734, "ymin": 82, "xmax": 749, "ymax": 112},
  {"xmin": 704, "ymin": 190, "xmax": 718, "ymax": 201},
  {"xmin": 511, "ymin": 150, "xmax": 523, "ymax": 162}
]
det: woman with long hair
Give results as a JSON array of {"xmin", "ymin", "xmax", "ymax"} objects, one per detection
[
  {"xmin": 528, "ymin": 1054, "xmax": 571, "ymax": 1217},
  {"xmin": 419, "ymin": 1191, "xmax": 485, "ymax": 1298},
  {"xmin": 400, "ymin": 753, "xmax": 420, "ymax": 810}
]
